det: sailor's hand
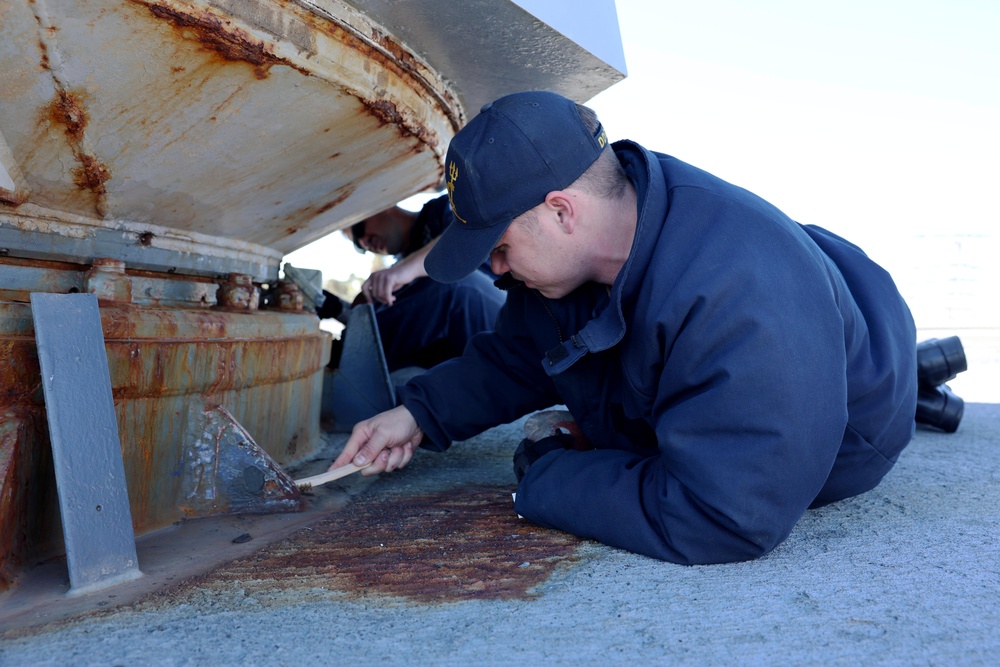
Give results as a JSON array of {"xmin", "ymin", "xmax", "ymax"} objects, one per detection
[
  {"xmin": 329, "ymin": 405, "xmax": 422, "ymax": 476},
  {"xmin": 361, "ymin": 260, "xmax": 423, "ymax": 306}
]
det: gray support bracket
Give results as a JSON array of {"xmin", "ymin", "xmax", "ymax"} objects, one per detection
[
  {"xmin": 322, "ymin": 304, "xmax": 396, "ymax": 432},
  {"xmin": 30, "ymin": 293, "xmax": 143, "ymax": 597}
]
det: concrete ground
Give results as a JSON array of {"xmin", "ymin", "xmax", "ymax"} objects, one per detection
[{"xmin": 2, "ymin": 381, "xmax": 998, "ymax": 665}]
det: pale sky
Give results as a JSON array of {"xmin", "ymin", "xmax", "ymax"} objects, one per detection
[{"xmin": 287, "ymin": 0, "xmax": 999, "ymax": 333}]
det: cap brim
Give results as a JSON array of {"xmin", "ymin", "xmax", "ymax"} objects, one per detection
[{"xmin": 425, "ymin": 217, "xmax": 511, "ymax": 283}]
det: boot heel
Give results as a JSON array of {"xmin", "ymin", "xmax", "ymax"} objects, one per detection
[
  {"xmin": 916, "ymin": 336, "xmax": 967, "ymax": 387},
  {"xmin": 915, "ymin": 384, "xmax": 964, "ymax": 433}
]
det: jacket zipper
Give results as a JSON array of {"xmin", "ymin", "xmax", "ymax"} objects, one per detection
[{"xmin": 533, "ymin": 291, "xmax": 564, "ymax": 343}]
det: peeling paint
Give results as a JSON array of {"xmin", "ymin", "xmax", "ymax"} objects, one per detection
[
  {"xmin": 5, "ymin": 0, "xmax": 460, "ymax": 250},
  {"xmin": 45, "ymin": 91, "xmax": 111, "ymax": 197},
  {"xmin": 71, "ymin": 153, "xmax": 111, "ymax": 194},
  {"xmin": 48, "ymin": 90, "xmax": 88, "ymax": 142},
  {"xmin": 0, "ymin": 189, "xmax": 29, "ymax": 207}
]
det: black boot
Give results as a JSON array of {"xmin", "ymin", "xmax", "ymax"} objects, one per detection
[
  {"xmin": 917, "ymin": 336, "xmax": 967, "ymax": 387},
  {"xmin": 915, "ymin": 384, "xmax": 964, "ymax": 434}
]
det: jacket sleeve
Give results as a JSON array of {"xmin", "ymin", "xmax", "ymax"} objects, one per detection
[
  {"xmin": 514, "ymin": 192, "xmax": 856, "ymax": 564},
  {"xmin": 396, "ymin": 290, "xmax": 561, "ymax": 450}
]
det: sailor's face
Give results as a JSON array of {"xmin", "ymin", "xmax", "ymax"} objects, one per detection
[{"xmin": 489, "ymin": 207, "xmax": 581, "ymax": 299}]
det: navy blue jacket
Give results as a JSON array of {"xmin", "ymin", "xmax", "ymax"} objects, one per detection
[{"xmin": 397, "ymin": 141, "xmax": 917, "ymax": 564}]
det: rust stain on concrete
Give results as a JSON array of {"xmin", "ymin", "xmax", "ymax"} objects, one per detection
[{"xmin": 177, "ymin": 484, "xmax": 581, "ymax": 603}]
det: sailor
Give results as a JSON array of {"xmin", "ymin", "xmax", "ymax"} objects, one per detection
[{"xmin": 329, "ymin": 91, "xmax": 918, "ymax": 564}]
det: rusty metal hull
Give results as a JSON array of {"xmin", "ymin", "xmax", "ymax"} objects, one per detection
[
  {"xmin": 0, "ymin": 0, "xmax": 626, "ymax": 591},
  {"xmin": 0, "ymin": 0, "xmax": 460, "ymax": 260},
  {"xmin": 0, "ymin": 0, "xmax": 625, "ymax": 264},
  {"xmin": 0, "ymin": 292, "xmax": 329, "ymax": 587}
]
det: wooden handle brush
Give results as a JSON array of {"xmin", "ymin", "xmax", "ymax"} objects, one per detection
[{"xmin": 294, "ymin": 463, "xmax": 368, "ymax": 490}]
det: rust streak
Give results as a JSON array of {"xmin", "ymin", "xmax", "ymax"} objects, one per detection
[
  {"xmin": 135, "ymin": 0, "xmax": 455, "ymax": 152},
  {"xmin": 45, "ymin": 89, "xmax": 112, "ymax": 204},
  {"xmin": 282, "ymin": 185, "xmax": 355, "ymax": 225},
  {"xmin": 138, "ymin": 1, "xmax": 308, "ymax": 80},
  {"xmin": 72, "ymin": 153, "xmax": 111, "ymax": 193},
  {"xmin": 0, "ymin": 190, "xmax": 29, "ymax": 207},
  {"xmin": 0, "ymin": 409, "xmax": 56, "ymax": 593},
  {"xmin": 48, "ymin": 90, "xmax": 88, "ymax": 142},
  {"xmin": 174, "ymin": 484, "xmax": 582, "ymax": 603},
  {"xmin": 315, "ymin": 188, "xmax": 352, "ymax": 215},
  {"xmin": 280, "ymin": 3, "xmax": 458, "ymax": 141},
  {"xmin": 0, "ymin": 339, "xmax": 43, "ymax": 405},
  {"xmin": 368, "ymin": 28, "xmax": 425, "ymax": 73}
]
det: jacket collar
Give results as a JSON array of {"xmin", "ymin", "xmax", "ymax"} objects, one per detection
[{"xmin": 544, "ymin": 141, "xmax": 667, "ymax": 375}]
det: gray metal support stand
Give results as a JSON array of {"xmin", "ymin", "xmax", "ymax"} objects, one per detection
[{"xmin": 30, "ymin": 293, "xmax": 143, "ymax": 597}]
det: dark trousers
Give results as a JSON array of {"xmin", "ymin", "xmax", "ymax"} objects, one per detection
[{"xmin": 375, "ymin": 272, "xmax": 505, "ymax": 372}]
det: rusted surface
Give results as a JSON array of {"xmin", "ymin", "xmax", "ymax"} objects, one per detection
[
  {"xmin": 179, "ymin": 484, "xmax": 581, "ymax": 603},
  {"xmin": 143, "ymin": 2, "xmax": 298, "ymax": 80},
  {"xmin": 106, "ymin": 334, "xmax": 324, "ymax": 399},
  {"xmin": 140, "ymin": 0, "xmax": 452, "ymax": 144},
  {"xmin": 0, "ymin": 189, "xmax": 29, "ymax": 207},
  {"xmin": 0, "ymin": 338, "xmax": 41, "ymax": 405},
  {"xmin": 45, "ymin": 89, "xmax": 111, "ymax": 200},
  {"xmin": 3, "ymin": 0, "xmax": 624, "ymax": 260},
  {"xmin": 135, "ymin": 0, "xmax": 450, "ymax": 142},
  {"xmin": 2, "ymin": 292, "xmax": 325, "ymax": 546},
  {"xmin": 0, "ymin": 409, "xmax": 60, "ymax": 592},
  {"xmin": 0, "ymin": 412, "xmax": 28, "ymax": 590},
  {"xmin": 366, "ymin": 98, "xmax": 413, "ymax": 137},
  {"xmin": 3, "ymin": 292, "xmax": 326, "ymax": 403},
  {"xmin": 0, "ymin": 255, "xmax": 84, "ymax": 274},
  {"xmin": 179, "ymin": 403, "xmax": 302, "ymax": 518},
  {"xmin": 286, "ymin": 2, "xmax": 460, "ymax": 140},
  {"xmin": 275, "ymin": 280, "xmax": 304, "ymax": 311},
  {"xmin": 84, "ymin": 258, "xmax": 132, "ymax": 304},
  {"xmin": 282, "ymin": 185, "xmax": 356, "ymax": 230},
  {"xmin": 71, "ymin": 153, "xmax": 111, "ymax": 194},
  {"xmin": 1, "ymin": 0, "xmax": 457, "ymax": 253},
  {"xmin": 215, "ymin": 273, "xmax": 259, "ymax": 311},
  {"xmin": 1, "ymin": 297, "xmax": 328, "ymax": 551},
  {"xmin": 47, "ymin": 90, "xmax": 88, "ymax": 142}
]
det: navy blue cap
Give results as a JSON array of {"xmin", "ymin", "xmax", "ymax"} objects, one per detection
[{"xmin": 425, "ymin": 91, "xmax": 609, "ymax": 283}]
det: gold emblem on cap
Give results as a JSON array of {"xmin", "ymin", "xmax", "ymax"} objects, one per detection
[{"xmin": 446, "ymin": 160, "xmax": 467, "ymax": 224}]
